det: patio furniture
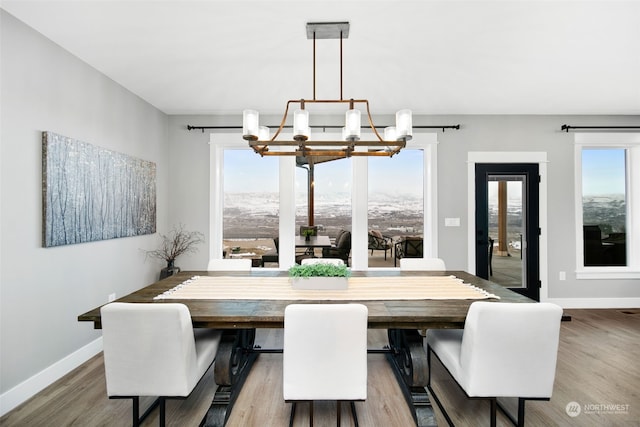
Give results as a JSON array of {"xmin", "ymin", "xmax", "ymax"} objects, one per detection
[
  {"xmin": 322, "ymin": 230, "xmax": 351, "ymax": 266},
  {"xmin": 394, "ymin": 236, "xmax": 423, "ymax": 267},
  {"xmin": 368, "ymin": 230, "xmax": 393, "ymax": 260},
  {"xmin": 261, "ymin": 237, "xmax": 279, "ymax": 267}
]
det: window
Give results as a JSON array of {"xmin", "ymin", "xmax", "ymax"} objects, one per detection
[
  {"xmin": 210, "ymin": 132, "xmax": 438, "ymax": 270},
  {"xmin": 368, "ymin": 149, "xmax": 424, "ymax": 267},
  {"xmin": 223, "ymin": 150, "xmax": 279, "ymax": 266},
  {"xmin": 575, "ymin": 133, "xmax": 640, "ymax": 278},
  {"xmin": 295, "ymin": 158, "xmax": 352, "ymax": 239}
]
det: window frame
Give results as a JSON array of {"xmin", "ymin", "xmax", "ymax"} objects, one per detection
[
  {"xmin": 574, "ymin": 133, "xmax": 640, "ymax": 279},
  {"xmin": 210, "ymin": 132, "xmax": 438, "ymax": 270}
]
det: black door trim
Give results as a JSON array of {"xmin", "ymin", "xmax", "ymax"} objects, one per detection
[{"xmin": 475, "ymin": 163, "xmax": 540, "ymax": 301}]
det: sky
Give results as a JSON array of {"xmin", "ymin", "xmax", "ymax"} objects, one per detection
[
  {"xmin": 224, "ymin": 148, "xmax": 424, "ymax": 197},
  {"xmin": 582, "ymin": 148, "xmax": 626, "ymax": 196},
  {"xmin": 223, "ymin": 147, "xmax": 628, "ymax": 198}
]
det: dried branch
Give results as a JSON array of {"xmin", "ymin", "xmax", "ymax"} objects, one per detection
[{"xmin": 145, "ymin": 224, "xmax": 204, "ymax": 263}]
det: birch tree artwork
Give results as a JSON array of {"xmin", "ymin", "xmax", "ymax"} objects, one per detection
[{"xmin": 42, "ymin": 131, "xmax": 156, "ymax": 247}]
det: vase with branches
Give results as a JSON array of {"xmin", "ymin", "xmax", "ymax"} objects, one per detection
[{"xmin": 146, "ymin": 224, "xmax": 205, "ymax": 279}]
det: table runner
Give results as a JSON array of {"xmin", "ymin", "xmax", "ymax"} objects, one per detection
[{"xmin": 154, "ymin": 275, "xmax": 499, "ymax": 301}]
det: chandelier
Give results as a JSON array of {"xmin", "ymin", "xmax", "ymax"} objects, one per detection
[{"xmin": 242, "ymin": 22, "xmax": 412, "ymax": 158}]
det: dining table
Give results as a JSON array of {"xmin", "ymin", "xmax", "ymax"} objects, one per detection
[{"xmin": 78, "ymin": 269, "xmax": 533, "ymax": 427}]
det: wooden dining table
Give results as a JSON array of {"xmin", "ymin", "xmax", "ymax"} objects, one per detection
[{"xmin": 78, "ymin": 270, "xmax": 532, "ymax": 427}]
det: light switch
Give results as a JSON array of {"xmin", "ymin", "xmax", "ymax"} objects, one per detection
[{"xmin": 445, "ymin": 218, "xmax": 460, "ymax": 227}]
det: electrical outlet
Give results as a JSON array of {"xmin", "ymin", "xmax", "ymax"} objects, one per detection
[{"xmin": 108, "ymin": 293, "xmax": 116, "ymax": 302}]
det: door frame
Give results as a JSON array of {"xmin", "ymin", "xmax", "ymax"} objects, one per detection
[{"xmin": 467, "ymin": 152, "xmax": 549, "ymax": 301}]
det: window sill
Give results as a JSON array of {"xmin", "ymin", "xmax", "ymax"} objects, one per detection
[{"xmin": 576, "ymin": 269, "xmax": 640, "ymax": 280}]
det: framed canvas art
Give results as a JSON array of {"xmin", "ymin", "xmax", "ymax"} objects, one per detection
[{"xmin": 42, "ymin": 131, "xmax": 156, "ymax": 247}]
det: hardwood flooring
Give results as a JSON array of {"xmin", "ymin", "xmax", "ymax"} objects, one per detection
[{"xmin": 1, "ymin": 309, "xmax": 639, "ymax": 426}]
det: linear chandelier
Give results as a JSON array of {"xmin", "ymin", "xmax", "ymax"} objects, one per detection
[{"xmin": 242, "ymin": 22, "xmax": 412, "ymax": 158}]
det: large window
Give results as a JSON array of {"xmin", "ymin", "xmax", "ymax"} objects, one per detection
[
  {"xmin": 575, "ymin": 134, "xmax": 640, "ymax": 278},
  {"xmin": 210, "ymin": 133, "xmax": 438, "ymax": 270},
  {"xmin": 368, "ymin": 149, "xmax": 424, "ymax": 267},
  {"xmin": 223, "ymin": 150, "xmax": 279, "ymax": 266}
]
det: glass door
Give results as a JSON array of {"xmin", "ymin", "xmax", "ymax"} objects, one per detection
[{"xmin": 476, "ymin": 164, "xmax": 540, "ymax": 300}]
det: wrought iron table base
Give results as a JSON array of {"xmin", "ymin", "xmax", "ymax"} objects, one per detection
[{"xmin": 200, "ymin": 328, "xmax": 436, "ymax": 426}]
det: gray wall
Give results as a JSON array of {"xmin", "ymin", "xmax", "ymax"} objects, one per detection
[
  {"xmin": 168, "ymin": 114, "xmax": 640, "ymax": 300},
  {"xmin": 0, "ymin": 11, "xmax": 169, "ymax": 397}
]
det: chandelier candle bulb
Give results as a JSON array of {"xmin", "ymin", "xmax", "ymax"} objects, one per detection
[
  {"xmin": 345, "ymin": 108, "xmax": 361, "ymax": 141},
  {"xmin": 242, "ymin": 109, "xmax": 260, "ymax": 141},
  {"xmin": 293, "ymin": 108, "xmax": 310, "ymax": 141},
  {"xmin": 258, "ymin": 126, "xmax": 270, "ymax": 141},
  {"xmin": 396, "ymin": 109, "xmax": 413, "ymax": 141},
  {"xmin": 384, "ymin": 126, "xmax": 397, "ymax": 142}
]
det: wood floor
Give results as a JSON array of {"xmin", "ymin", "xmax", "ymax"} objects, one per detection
[{"xmin": 2, "ymin": 309, "xmax": 639, "ymax": 426}]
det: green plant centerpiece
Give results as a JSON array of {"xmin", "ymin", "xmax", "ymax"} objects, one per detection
[
  {"xmin": 288, "ymin": 263, "xmax": 351, "ymax": 290},
  {"xmin": 302, "ymin": 229, "xmax": 314, "ymax": 241}
]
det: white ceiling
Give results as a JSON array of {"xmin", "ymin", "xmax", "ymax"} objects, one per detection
[{"xmin": 3, "ymin": 0, "xmax": 640, "ymax": 116}]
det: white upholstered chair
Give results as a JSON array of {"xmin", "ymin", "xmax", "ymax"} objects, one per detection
[
  {"xmin": 301, "ymin": 258, "xmax": 345, "ymax": 266},
  {"xmin": 283, "ymin": 304, "xmax": 368, "ymax": 427},
  {"xmin": 206, "ymin": 258, "xmax": 252, "ymax": 271},
  {"xmin": 400, "ymin": 257, "xmax": 446, "ymax": 271},
  {"xmin": 101, "ymin": 303, "xmax": 221, "ymax": 427},
  {"xmin": 425, "ymin": 301, "xmax": 562, "ymax": 427}
]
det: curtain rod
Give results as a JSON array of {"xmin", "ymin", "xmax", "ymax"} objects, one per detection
[
  {"xmin": 187, "ymin": 124, "xmax": 460, "ymax": 133},
  {"xmin": 561, "ymin": 124, "xmax": 640, "ymax": 132}
]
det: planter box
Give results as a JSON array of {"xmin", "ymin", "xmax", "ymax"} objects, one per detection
[{"xmin": 291, "ymin": 276, "xmax": 348, "ymax": 290}]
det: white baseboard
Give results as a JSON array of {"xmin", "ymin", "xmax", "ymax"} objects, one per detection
[
  {"xmin": 545, "ymin": 297, "xmax": 640, "ymax": 309},
  {"xmin": 0, "ymin": 337, "xmax": 103, "ymax": 417}
]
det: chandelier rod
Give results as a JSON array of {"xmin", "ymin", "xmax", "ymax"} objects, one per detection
[{"xmin": 340, "ymin": 30, "xmax": 343, "ymax": 100}]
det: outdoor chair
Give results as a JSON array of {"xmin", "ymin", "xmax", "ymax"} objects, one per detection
[
  {"xmin": 261, "ymin": 237, "xmax": 279, "ymax": 267},
  {"xmin": 426, "ymin": 301, "xmax": 562, "ymax": 427},
  {"xmin": 368, "ymin": 230, "xmax": 393, "ymax": 260},
  {"xmin": 394, "ymin": 236, "xmax": 423, "ymax": 267},
  {"xmin": 322, "ymin": 230, "xmax": 351, "ymax": 266},
  {"xmin": 283, "ymin": 304, "xmax": 368, "ymax": 427},
  {"xmin": 101, "ymin": 303, "xmax": 221, "ymax": 427}
]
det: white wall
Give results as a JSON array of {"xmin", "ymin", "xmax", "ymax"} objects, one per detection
[
  {"xmin": 168, "ymin": 114, "xmax": 640, "ymax": 304},
  {"xmin": 0, "ymin": 11, "xmax": 169, "ymax": 412}
]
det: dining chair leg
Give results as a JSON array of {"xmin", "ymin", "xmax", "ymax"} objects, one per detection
[
  {"xmin": 490, "ymin": 398, "xmax": 497, "ymax": 427},
  {"xmin": 288, "ymin": 402, "xmax": 296, "ymax": 427},
  {"xmin": 350, "ymin": 401, "xmax": 359, "ymax": 427},
  {"xmin": 337, "ymin": 401, "xmax": 341, "ymax": 426},
  {"xmin": 132, "ymin": 397, "xmax": 140, "ymax": 427},
  {"xmin": 517, "ymin": 398, "xmax": 526, "ymax": 427},
  {"xmin": 158, "ymin": 397, "xmax": 166, "ymax": 427},
  {"xmin": 310, "ymin": 401, "xmax": 314, "ymax": 427}
]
